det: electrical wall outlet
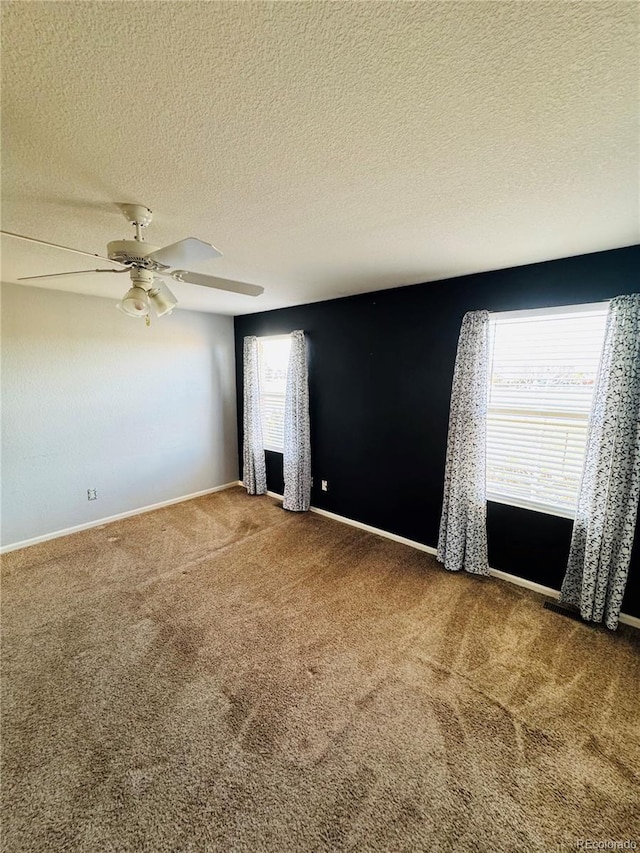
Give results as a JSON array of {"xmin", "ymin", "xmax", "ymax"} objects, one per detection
[
  {"xmin": 87, "ymin": 489, "xmax": 97, "ymax": 501},
  {"xmin": 321, "ymin": 480, "xmax": 328, "ymax": 492}
]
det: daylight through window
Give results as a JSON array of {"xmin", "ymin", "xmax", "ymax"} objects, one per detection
[
  {"xmin": 257, "ymin": 336, "xmax": 292, "ymax": 453},
  {"xmin": 486, "ymin": 304, "xmax": 608, "ymax": 518}
]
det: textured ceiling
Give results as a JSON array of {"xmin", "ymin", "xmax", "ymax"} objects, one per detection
[{"xmin": 1, "ymin": 1, "xmax": 638, "ymax": 315}]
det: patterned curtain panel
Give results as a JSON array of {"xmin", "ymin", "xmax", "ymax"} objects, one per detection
[
  {"xmin": 242, "ymin": 335, "xmax": 267, "ymax": 496},
  {"xmin": 560, "ymin": 294, "xmax": 640, "ymax": 630},
  {"xmin": 437, "ymin": 310, "xmax": 490, "ymax": 575},
  {"xmin": 283, "ymin": 330, "xmax": 311, "ymax": 511}
]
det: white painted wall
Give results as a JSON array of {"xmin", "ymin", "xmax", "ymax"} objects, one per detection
[{"xmin": 1, "ymin": 283, "xmax": 238, "ymax": 547}]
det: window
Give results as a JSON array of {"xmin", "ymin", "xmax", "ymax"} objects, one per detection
[
  {"xmin": 486, "ymin": 304, "xmax": 608, "ymax": 518},
  {"xmin": 257, "ymin": 336, "xmax": 292, "ymax": 453}
]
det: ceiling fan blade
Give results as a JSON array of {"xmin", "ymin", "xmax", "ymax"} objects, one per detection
[
  {"xmin": 18, "ymin": 268, "xmax": 130, "ymax": 282},
  {"xmin": 1, "ymin": 230, "xmax": 126, "ymax": 266},
  {"xmin": 171, "ymin": 270, "xmax": 264, "ymax": 297},
  {"xmin": 148, "ymin": 238, "xmax": 222, "ymax": 269}
]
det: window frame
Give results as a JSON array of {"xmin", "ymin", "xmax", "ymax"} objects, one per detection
[{"xmin": 486, "ymin": 301, "xmax": 609, "ymax": 520}]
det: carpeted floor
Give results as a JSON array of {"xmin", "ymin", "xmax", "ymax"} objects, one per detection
[{"xmin": 1, "ymin": 486, "xmax": 639, "ymax": 852}]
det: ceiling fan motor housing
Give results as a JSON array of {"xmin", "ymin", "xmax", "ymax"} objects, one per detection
[
  {"xmin": 129, "ymin": 269, "xmax": 155, "ymax": 290},
  {"xmin": 107, "ymin": 240, "xmax": 162, "ymax": 269}
]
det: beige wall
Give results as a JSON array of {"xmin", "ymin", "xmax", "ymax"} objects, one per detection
[{"xmin": 1, "ymin": 283, "xmax": 238, "ymax": 547}]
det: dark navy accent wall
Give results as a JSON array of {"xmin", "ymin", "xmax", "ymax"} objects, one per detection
[{"xmin": 234, "ymin": 246, "xmax": 640, "ymax": 619}]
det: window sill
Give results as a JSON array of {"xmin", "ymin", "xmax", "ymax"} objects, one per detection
[{"xmin": 263, "ymin": 446, "xmax": 284, "ymax": 454}]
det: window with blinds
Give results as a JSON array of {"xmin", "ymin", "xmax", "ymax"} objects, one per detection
[
  {"xmin": 257, "ymin": 336, "xmax": 291, "ymax": 453},
  {"xmin": 486, "ymin": 304, "xmax": 608, "ymax": 518}
]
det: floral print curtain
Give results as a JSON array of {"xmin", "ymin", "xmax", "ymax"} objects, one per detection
[
  {"xmin": 560, "ymin": 294, "xmax": 640, "ymax": 630},
  {"xmin": 437, "ymin": 310, "xmax": 490, "ymax": 575},
  {"xmin": 242, "ymin": 335, "xmax": 267, "ymax": 496},
  {"xmin": 283, "ymin": 330, "xmax": 311, "ymax": 511}
]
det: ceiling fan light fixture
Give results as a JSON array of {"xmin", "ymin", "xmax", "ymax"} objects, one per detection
[
  {"xmin": 149, "ymin": 284, "xmax": 178, "ymax": 317},
  {"xmin": 119, "ymin": 285, "xmax": 150, "ymax": 317}
]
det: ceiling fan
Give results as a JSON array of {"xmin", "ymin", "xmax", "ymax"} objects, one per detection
[{"xmin": 1, "ymin": 203, "xmax": 264, "ymax": 323}]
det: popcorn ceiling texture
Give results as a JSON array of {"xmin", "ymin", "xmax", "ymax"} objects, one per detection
[{"xmin": 1, "ymin": 1, "xmax": 638, "ymax": 314}]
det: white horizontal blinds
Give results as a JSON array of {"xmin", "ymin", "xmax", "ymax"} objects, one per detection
[
  {"xmin": 487, "ymin": 305, "xmax": 608, "ymax": 517},
  {"xmin": 257, "ymin": 337, "xmax": 291, "ymax": 452}
]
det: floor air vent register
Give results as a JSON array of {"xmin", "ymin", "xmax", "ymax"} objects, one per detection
[{"xmin": 543, "ymin": 600, "xmax": 593, "ymax": 625}]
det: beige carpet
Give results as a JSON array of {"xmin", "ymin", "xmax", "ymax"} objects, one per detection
[{"xmin": 2, "ymin": 487, "xmax": 639, "ymax": 852}]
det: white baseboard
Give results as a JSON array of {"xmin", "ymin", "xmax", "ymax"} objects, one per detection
[
  {"xmin": 8, "ymin": 481, "xmax": 638, "ymax": 630},
  {"xmin": 308, "ymin": 502, "xmax": 439, "ymax": 555},
  {"xmin": 265, "ymin": 489, "xmax": 640, "ymax": 630},
  {"xmin": 0, "ymin": 481, "xmax": 240, "ymax": 554}
]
